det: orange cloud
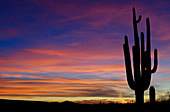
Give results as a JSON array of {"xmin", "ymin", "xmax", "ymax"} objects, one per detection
[{"xmin": 0, "ymin": 73, "xmax": 128, "ymax": 98}]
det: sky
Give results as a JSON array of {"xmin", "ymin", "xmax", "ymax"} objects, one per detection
[{"xmin": 0, "ymin": 0, "xmax": 170, "ymax": 103}]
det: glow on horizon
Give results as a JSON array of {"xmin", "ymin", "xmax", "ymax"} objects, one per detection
[{"xmin": 0, "ymin": 97, "xmax": 134, "ymax": 104}]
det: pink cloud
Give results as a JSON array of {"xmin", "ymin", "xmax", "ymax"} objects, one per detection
[{"xmin": 0, "ymin": 46, "xmax": 124, "ymax": 74}]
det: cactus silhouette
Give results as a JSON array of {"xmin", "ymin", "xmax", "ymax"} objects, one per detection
[
  {"xmin": 123, "ymin": 7, "xmax": 158, "ymax": 103},
  {"xmin": 149, "ymin": 86, "xmax": 155, "ymax": 103}
]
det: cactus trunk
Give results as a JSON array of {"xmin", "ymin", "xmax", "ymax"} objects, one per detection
[
  {"xmin": 123, "ymin": 8, "xmax": 158, "ymax": 104},
  {"xmin": 135, "ymin": 90, "xmax": 144, "ymax": 104}
]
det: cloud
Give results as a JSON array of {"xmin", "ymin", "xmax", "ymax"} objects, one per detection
[
  {"xmin": 0, "ymin": 46, "xmax": 125, "ymax": 74},
  {"xmin": 0, "ymin": 73, "xmax": 128, "ymax": 98},
  {"xmin": 32, "ymin": 0, "xmax": 133, "ymax": 28}
]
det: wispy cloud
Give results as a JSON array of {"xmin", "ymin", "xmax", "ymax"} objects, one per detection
[
  {"xmin": 0, "ymin": 47, "xmax": 124, "ymax": 74},
  {"xmin": 0, "ymin": 73, "xmax": 127, "ymax": 98}
]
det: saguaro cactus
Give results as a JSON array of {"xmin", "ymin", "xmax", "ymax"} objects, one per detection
[
  {"xmin": 149, "ymin": 86, "xmax": 156, "ymax": 103},
  {"xmin": 123, "ymin": 8, "xmax": 158, "ymax": 103}
]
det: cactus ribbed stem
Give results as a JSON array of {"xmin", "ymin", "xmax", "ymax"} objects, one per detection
[
  {"xmin": 149, "ymin": 86, "xmax": 156, "ymax": 103},
  {"xmin": 123, "ymin": 7, "xmax": 158, "ymax": 104}
]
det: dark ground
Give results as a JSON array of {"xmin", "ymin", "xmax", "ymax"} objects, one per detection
[{"xmin": 0, "ymin": 99, "xmax": 169, "ymax": 111}]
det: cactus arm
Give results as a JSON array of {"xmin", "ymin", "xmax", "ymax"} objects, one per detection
[
  {"xmin": 146, "ymin": 18, "xmax": 151, "ymax": 74},
  {"xmin": 123, "ymin": 35, "xmax": 135, "ymax": 90},
  {"xmin": 136, "ymin": 15, "xmax": 142, "ymax": 23},
  {"xmin": 133, "ymin": 7, "xmax": 140, "ymax": 45},
  {"xmin": 132, "ymin": 46, "xmax": 140, "ymax": 83},
  {"xmin": 133, "ymin": 7, "xmax": 142, "ymax": 45},
  {"xmin": 141, "ymin": 32, "xmax": 144, "ymax": 54},
  {"xmin": 141, "ymin": 32, "xmax": 145, "ymax": 74},
  {"xmin": 151, "ymin": 49, "xmax": 158, "ymax": 73},
  {"xmin": 142, "ymin": 50, "xmax": 152, "ymax": 91},
  {"xmin": 146, "ymin": 18, "xmax": 151, "ymax": 56},
  {"xmin": 133, "ymin": 8, "xmax": 141, "ymax": 83}
]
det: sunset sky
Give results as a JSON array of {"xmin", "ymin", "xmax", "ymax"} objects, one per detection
[{"xmin": 0, "ymin": 0, "xmax": 170, "ymax": 103}]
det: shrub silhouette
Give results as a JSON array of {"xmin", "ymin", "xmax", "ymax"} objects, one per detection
[{"xmin": 123, "ymin": 7, "xmax": 158, "ymax": 104}]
